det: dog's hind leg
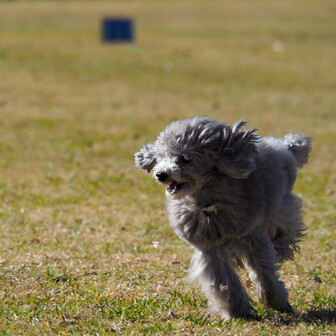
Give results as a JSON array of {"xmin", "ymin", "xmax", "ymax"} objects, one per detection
[
  {"xmin": 189, "ymin": 248, "xmax": 254, "ymax": 320},
  {"xmin": 241, "ymin": 231, "xmax": 293, "ymax": 313}
]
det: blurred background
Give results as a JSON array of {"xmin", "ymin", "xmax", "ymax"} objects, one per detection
[{"xmin": 0, "ymin": 0, "xmax": 335, "ymax": 333}]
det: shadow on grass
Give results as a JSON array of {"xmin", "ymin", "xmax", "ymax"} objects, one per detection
[{"xmin": 270, "ymin": 307, "xmax": 336, "ymax": 326}]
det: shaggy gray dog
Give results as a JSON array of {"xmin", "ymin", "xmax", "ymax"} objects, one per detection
[{"xmin": 135, "ymin": 117, "xmax": 312, "ymax": 320}]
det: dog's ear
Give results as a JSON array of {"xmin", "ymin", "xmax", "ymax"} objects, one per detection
[
  {"xmin": 135, "ymin": 143, "xmax": 157, "ymax": 172},
  {"xmin": 215, "ymin": 120, "xmax": 259, "ymax": 179}
]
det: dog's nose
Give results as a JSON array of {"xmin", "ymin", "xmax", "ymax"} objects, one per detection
[{"xmin": 156, "ymin": 172, "xmax": 168, "ymax": 182}]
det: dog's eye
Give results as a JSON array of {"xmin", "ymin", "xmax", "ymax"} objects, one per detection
[{"xmin": 180, "ymin": 154, "xmax": 192, "ymax": 164}]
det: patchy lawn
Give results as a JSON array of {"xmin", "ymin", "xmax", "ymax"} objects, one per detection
[{"xmin": 0, "ymin": 0, "xmax": 335, "ymax": 334}]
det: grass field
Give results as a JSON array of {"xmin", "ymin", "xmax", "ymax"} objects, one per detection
[{"xmin": 0, "ymin": 0, "xmax": 335, "ymax": 334}]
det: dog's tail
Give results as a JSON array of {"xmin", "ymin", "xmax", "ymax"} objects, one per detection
[{"xmin": 283, "ymin": 133, "xmax": 312, "ymax": 168}]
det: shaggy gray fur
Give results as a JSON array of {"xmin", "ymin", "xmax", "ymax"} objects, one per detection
[{"xmin": 135, "ymin": 117, "xmax": 312, "ymax": 320}]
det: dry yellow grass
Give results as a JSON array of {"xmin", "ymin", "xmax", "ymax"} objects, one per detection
[{"xmin": 0, "ymin": 0, "xmax": 335, "ymax": 334}]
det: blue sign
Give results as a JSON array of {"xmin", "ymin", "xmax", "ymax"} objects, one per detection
[{"xmin": 102, "ymin": 18, "xmax": 134, "ymax": 43}]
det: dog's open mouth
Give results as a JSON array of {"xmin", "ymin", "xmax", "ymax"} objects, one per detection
[{"xmin": 167, "ymin": 181, "xmax": 186, "ymax": 195}]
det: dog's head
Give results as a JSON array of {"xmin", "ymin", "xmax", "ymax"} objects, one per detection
[{"xmin": 135, "ymin": 117, "xmax": 259, "ymax": 199}]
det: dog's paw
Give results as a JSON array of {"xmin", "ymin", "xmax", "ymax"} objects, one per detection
[{"xmin": 282, "ymin": 301, "xmax": 294, "ymax": 314}]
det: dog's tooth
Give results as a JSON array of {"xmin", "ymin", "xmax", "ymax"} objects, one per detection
[{"xmin": 167, "ymin": 185, "xmax": 175, "ymax": 194}]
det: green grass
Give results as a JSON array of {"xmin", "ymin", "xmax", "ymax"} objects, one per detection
[{"xmin": 0, "ymin": 0, "xmax": 335, "ymax": 334}]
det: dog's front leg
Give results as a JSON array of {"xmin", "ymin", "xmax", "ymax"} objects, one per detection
[
  {"xmin": 189, "ymin": 248, "xmax": 253, "ymax": 320},
  {"xmin": 241, "ymin": 231, "xmax": 293, "ymax": 313}
]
